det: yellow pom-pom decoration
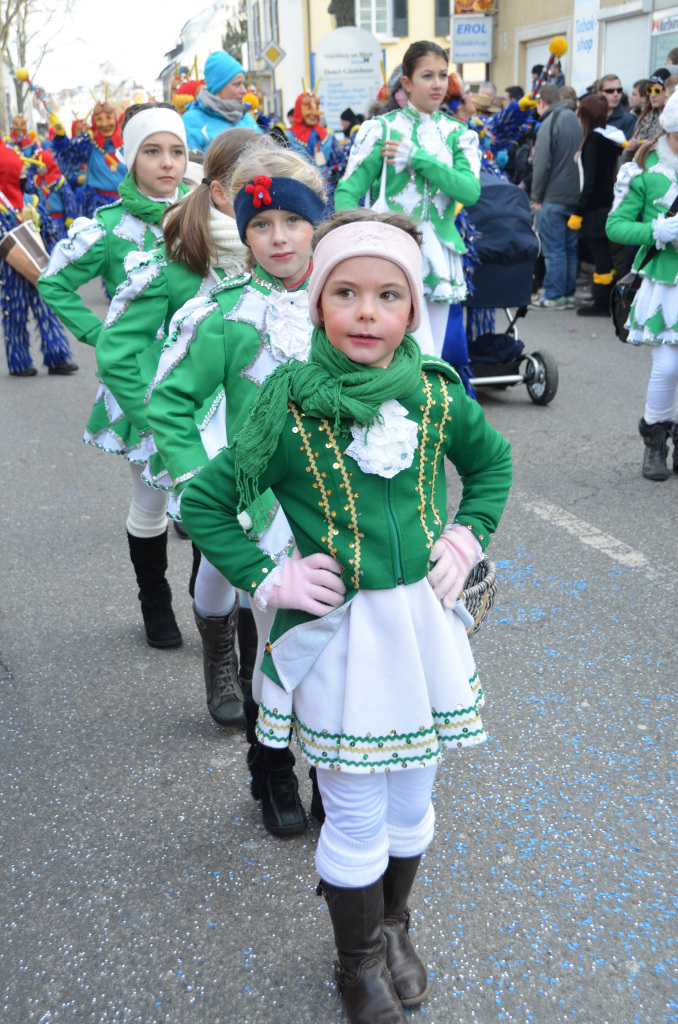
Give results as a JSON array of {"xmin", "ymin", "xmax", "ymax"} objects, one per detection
[
  {"xmin": 519, "ymin": 95, "xmax": 538, "ymax": 111},
  {"xmin": 549, "ymin": 37, "xmax": 568, "ymax": 58},
  {"xmin": 242, "ymin": 91, "xmax": 259, "ymax": 112},
  {"xmin": 15, "ymin": 67, "xmax": 29, "ymax": 82}
]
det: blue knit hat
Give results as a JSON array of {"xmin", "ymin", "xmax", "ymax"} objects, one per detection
[{"xmin": 205, "ymin": 51, "xmax": 245, "ymax": 95}]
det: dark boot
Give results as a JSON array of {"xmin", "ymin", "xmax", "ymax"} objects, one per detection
[
  {"xmin": 47, "ymin": 359, "xmax": 79, "ymax": 374},
  {"xmin": 639, "ymin": 417, "xmax": 671, "ymax": 481},
  {"xmin": 382, "ymin": 856, "xmax": 429, "ymax": 1006},
  {"xmin": 322, "ymin": 878, "xmax": 406, "ymax": 1024},
  {"xmin": 193, "ymin": 600, "xmax": 245, "ymax": 726},
  {"xmin": 236, "ymin": 606, "xmax": 258, "ymax": 697},
  {"xmin": 672, "ymin": 423, "xmax": 678, "ymax": 474},
  {"xmin": 127, "ymin": 530, "xmax": 182, "ymax": 649},
  {"xmin": 244, "ymin": 689, "xmax": 265, "ymax": 799},
  {"xmin": 188, "ymin": 541, "xmax": 201, "ymax": 598},
  {"xmin": 259, "ymin": 746, "xmax": 308, "ymax": 836},
  {"xmin": 309, "ymin": 766, "xmax": 326, "ymax": 823}
]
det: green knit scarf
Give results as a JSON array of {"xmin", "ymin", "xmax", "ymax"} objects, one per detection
[
  {"xmin": 117, "ymin": 174, "xmax": 188, "ymax": 225},
  {"xmin": 235, "ymin": 327, "xmax": 425, "ymax": 515}
]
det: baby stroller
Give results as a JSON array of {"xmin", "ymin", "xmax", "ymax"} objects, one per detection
[{"xmin": 464, "ymin": 172, "xmax": 558, "ymax": 405}]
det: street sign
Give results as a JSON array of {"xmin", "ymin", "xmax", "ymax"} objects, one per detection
[{"xmin": 262, "ymin": 41, "xmax": 286, "ymax": 69}]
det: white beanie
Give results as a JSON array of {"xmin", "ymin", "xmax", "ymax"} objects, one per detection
[
  {"xmin": 123, "ymin": 108, "xmax": 188, "ymax": 175},
  {"xmin": 660, "ymin": 91, "xmax": 678, "ymax": 133}
]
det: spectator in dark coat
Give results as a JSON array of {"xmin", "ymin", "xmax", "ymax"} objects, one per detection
[{"xmin": 529, "ymin": 83, "xmax": 582, "ymax": 308}]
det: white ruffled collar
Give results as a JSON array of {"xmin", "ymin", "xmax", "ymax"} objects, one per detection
[{"xmin": 345, "ymin": 399, "xmax": 419, "ymax": 479}]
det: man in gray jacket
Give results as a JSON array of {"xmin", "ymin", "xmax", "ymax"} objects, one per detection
[{"xmin": 530, "ymin": 83, "xmax": 582, "ymax": 309}]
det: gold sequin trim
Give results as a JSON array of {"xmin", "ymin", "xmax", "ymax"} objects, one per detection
[
  {"xmin": 319, "ymin": 416, "xmax": 361, "ymax": 589},
  {"xmin": 417, "ymin": 374, "xmax": 436, "ymax": 551},
  {"xmin": 429, "ymin": 373, "xmax": 451, "ymax": 533},
  {"xmin": 290, "ymin": 404, "xmax": 340, "ymax": 563}
]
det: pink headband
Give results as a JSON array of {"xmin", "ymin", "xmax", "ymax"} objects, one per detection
[{"xmin": 308, "ymin": 221, "xmax": 423, "ymax": 331}]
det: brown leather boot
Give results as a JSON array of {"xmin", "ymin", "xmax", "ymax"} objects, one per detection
[
  {"xmin": 382, "ymin": 855, "xmax": 429, "ymax": 1006},
  {"xmin": 322, "ymin": 877, "xmax": 406, "ymax": 1024}
]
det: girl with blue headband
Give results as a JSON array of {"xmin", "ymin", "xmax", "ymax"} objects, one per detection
[
  {"xmin": 145, "ymin": 147, "xmax": 327, "ymax": 837},
  {"xmin": 95, "ymin": 128, "xmax": 277, "ymax": 732}
]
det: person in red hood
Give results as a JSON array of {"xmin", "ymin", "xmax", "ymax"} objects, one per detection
[
  {"xmin": 285, "ymin": 91, "xmax": 341, "ymax": 186},
  {"xmin": 50, "ymin": 100, "xmax": 126, "ymax": 217},
  {"xmin": 27, "ymin": 148, "xmax": 78, "ymax": 249}
]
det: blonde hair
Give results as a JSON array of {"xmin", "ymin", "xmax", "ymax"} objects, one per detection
[
  {"xmin": 230, "ymin": 149, "xmax": 326, "ymax": 268},
  {"xmin": 163, "ymin": 129, "xmax": 278, "ymax": 276}
]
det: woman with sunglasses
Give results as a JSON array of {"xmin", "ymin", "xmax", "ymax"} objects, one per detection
[{"xmin": 626, "ymin": 70, "xmax": 670, "ymax": 158}]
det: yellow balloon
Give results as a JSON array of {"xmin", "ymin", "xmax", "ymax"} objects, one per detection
[{"xmin": 15, "ymin": 67, "xmax": 29, "ymax": 82}]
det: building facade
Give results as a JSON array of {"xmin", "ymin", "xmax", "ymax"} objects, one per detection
[{"xmin": 245, "ymin": 0, "xmax": 678, "ymax": 117}]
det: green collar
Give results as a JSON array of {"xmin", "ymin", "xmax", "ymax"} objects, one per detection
[{"xmin": 117, "ymin": 173, "xmax": 189, "ymax": 226}]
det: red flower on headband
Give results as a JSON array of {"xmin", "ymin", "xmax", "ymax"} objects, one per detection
[{"xmin": 245, "ymin": 174, "xmax": 272, "ymax": 208}]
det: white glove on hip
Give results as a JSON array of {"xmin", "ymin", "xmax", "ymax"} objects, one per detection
[
  {"xmin": 264, "ymin": 547, "xmax": 346, "ymax": 617},
  {"xmin": 427, "ymin": 525, "xmax": 482, "ymax": 609},
  {"xmin": 652, "ymin": 215, "xmax": 678, "ymax": 247}
]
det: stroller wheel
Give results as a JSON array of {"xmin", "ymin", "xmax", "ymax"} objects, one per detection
[{"xmin": 526, "ymin": 350, "xmax": 558, "ymax": 405}]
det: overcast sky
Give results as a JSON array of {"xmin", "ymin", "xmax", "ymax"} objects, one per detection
[{"xmin": 36, "ymin": 0, "xmax": 198, "ymax": 95}]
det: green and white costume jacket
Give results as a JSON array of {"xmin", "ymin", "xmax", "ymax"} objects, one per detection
[
  {"xmin": 96, "ymin": 244, "xmax": 232, "ymax": 502},
  {"xmin": 146, "ymin": 264, "xmax": 312, "ymax": 540},
  {"xmin": 607, "ymin": 136, "xmax": 678, "ymax": 345},
  {"xmin": 334, "ymin": 104, "xmax": 481, "ymax": 303},
  {"xmin": 182, "ymin": 360, "xmax": 512, "ymax": 772},
  {"xmin": 37, "ymin": 176, "xmax": 189, "ymax": 457}
]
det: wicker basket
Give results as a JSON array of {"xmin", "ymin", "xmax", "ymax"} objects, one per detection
[{"xmin": 461, "ymin": 559, "xmax": 498, "ymax": 637}]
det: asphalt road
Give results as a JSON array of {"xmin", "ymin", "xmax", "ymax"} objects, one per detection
[{"xmin": 1, "ymin": 283, "xmax": 676, "ymax": 1024}]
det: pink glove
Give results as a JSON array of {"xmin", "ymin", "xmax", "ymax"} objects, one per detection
[
  {"xmin": 266, "ymin": 549, "xmax": 346, "ymax": 617},
  {"xmin": 427, "ymin": 525, "xmax": 481, "ymax": 609}
]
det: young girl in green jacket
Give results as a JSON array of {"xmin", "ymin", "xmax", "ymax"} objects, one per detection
[
  {"xmin": 607, "ymin": 91, "xmax": 678, "ymax": 480},
  {"xmin": 333, "ymin": 40, "xmax": 481, "ymax": 358},
  {"xmin": 37, "ymin": 103, "xmax": 190, "ymax": 649},
  {"xmin": 96, "ymin": 127, "xmax": 275, "ymax": 729},
  {"xmin": 181, "ymin": 209, "xmax": 512, "ymax": 1024},
  {"xmin": 146, "ymin": 148, "xmax": 327, "ymax": 837}
]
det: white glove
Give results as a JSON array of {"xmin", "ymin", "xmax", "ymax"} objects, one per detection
[
  {"xmin": 427, "ymin": 525, "xmax": 482, "ymax": 609},
  {"xmin": 652, "ymin": 215, "xmax": 678, "ymax": 247},
  {"xmin": 264, "ymin": 547, "xmax": 346, "ymax": 617}
]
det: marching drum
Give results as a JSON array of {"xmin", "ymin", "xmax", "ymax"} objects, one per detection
[{"xmin": 0, "ymin": 220, "xmax": 49, "ymax": 286}]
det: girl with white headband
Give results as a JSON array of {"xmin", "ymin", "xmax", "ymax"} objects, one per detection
[
  {"xmin": 181, "ymin": 208, "xmax": 512, "ymax": 1024},
  {"xmin": 145, "ymin": 147, "xmax": 327, "ymax": 838},
  {"xmin": 38, "ymin": 103, "xmax": 189, "ymax": 649}
]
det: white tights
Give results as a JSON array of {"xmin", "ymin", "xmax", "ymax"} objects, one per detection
[
  {"xmin": 645, "ymin": 344, "xmax": 678, "ymax": 423},
  {"xmin": 193, "ymin": 554, "xmax": 237, "ymax": 618},
  {"xmin": 315, "ymin": 765, "xmax": 437, "ymax": 888},
  {"xmin": 126, "ymin": 464, "xmax": 168, "ymax": 538}
]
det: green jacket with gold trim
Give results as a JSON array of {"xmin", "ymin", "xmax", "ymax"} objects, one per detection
[{"xmin": 181, "ymin": 359, "xmax": 512, "ymax": 685}]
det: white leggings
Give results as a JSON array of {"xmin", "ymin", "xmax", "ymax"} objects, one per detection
[
  {"xmin": 194, "ymin": 554, "xmax": 237, "ymax": 618},
  {"xmin": 315, "ymin": 765, "xmax": 437, "ymax": 888},
  {"xmin": 645, "ymin": 344, "xmax": 678, "ymax": 423},
  {"xmin": 126, "ymin": 464, "xmax": 168, "ymax": 538}
]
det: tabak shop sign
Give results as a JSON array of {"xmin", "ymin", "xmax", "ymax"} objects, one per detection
[{"xmin": 452, "ymin": 15, "xmax": 493, "ymax": 64}]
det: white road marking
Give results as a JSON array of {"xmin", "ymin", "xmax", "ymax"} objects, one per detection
[{"xmin": 520, "ymin": 497, "xmax": 653, "ymax": 573}]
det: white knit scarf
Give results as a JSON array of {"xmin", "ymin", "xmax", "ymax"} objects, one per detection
[{"xmin": 208, "ymin": 206, "xmax": 248, "ymax": 275}]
